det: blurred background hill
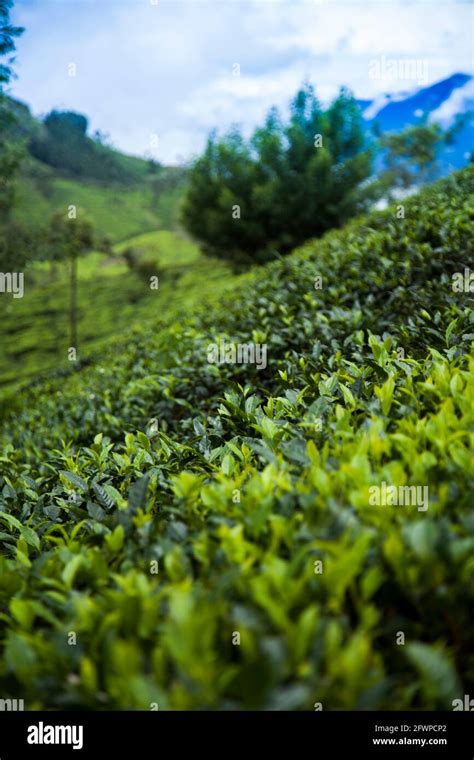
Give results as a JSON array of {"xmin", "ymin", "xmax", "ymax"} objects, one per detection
[{"xmin": 0, "ymin": 69, "xmax": 472, "ymax": 395}]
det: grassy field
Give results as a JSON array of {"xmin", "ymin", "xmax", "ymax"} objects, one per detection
[
  {"xmin": 12, "ymin": 175, "xmax": 159, "ymax": 242},
  {"xmin": 0, "ymin": 150, "xmax": 215, "ymax": 393},
  {"xmin": 0, "ymin": 228, "xmax": 233, "ymax": 393},
  {"xmin": 11, "ymin": 159, "xmax": 186, "ymax": 242}
]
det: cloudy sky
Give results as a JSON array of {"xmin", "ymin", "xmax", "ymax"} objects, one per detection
[{"xmin": 9, "ymin": 0, "xmax": 474, "ymax": 164}]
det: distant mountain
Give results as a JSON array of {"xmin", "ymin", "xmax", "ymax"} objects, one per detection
[{"xmin": 358, "ymin": 73, "xmax": 474, "ymax": 175}]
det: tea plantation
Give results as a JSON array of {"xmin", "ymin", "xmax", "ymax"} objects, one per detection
[{"xmin": 0, "ymin": 166, "xmax": 473, "ymax": 710}]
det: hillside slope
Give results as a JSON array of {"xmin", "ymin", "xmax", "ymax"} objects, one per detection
[
  {"xmin": 0, "ymin": 228, "xmax": 232, "ymax": 391},
  {"xmin": 0, "ymin": 167, "xmax": 473, "ymax": 710},
  {"xmin": 0, "ymin": 102, "xmax": 194, "ymax": 391},
  {"xmin": 2, "ymin": 96, "xmax": 188, "ymax": 240},
  {"xmin": 11, "ymin": 157, "xmax": 186, "ymax": 242}
]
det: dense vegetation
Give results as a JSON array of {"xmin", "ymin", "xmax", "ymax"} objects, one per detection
[
  {"xmin": 29, "ymin": 111, "xmax": 145, "ymax": 184},
  {"xmin": 0, "ymin": 229, "xmax": 232, "ymax": 391},
  {"xmin": 0, "ymin": 166, "xmax": 472, "ymax": 709},
  {"xmin": 0, "ymin": 94, "xmax": 192, "ymax": 391},
  {"xmin": 0, "ymin": 22, "xmax": 460, "ymax": 396},
  {"xmin": 12, "ymin": 160, "xmax": 179, "ymax": 239},
  {"xmin": 0, "ymin": 38, "xmax": 193, "ymax": 391},
  {"xmin": 0, "ymin": 93, "xmax": 188, "ymax": 249},
  {"xmin": 2, "ymin": 96, "xmax": 164, "ymax": 188},
  {"xmin": 2, "ymin": 94, "xmax": 189, "ymax": 240},
  {"xmin": 0, "ymin": 0, "xmax": 23, "ymax": 222},
  {"xmin": 182, "ymin": 85, "xmax": 374, "ymax": 266}
]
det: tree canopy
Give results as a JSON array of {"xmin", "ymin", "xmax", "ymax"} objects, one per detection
[
  {"xmin": 0, "ymin": 0, "xmax": 24, "ymax": 225},
  {"xmin": 181, "ymin": 84, "xmax": 373, "ymax": 266}
]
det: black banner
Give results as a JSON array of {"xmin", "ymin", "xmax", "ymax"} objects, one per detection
[{"xmin": 0, "ymin": 711, "xmax": 472, "ymax": 757}]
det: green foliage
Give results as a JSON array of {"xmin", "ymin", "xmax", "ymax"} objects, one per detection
[
  {"xmin": 48, "ymin": 212, "xmax": 95, "ymax": 260},
  {"xmin": 0, "ymin": 95, "xmax": 188, "ymax": 237},
  {"xmin": 0, "ymin": 220, "xmax": 39, "ymax": 270},
  {"xmin": 0, "ymin": 0, "xmax": 23, "ymax": 86},
  {"xmin": 378, "ymin": 122, "xmax": 446, "ymax": 194},
  {"xmin": 0, "ymin": 229, "xmax": 231, "ymax": 390},
  {"xmin": 0, "ymin": 1, "xmax": 24, "ymax": 222},
  {"xmin": 0, "ymin": 166, "xmax": 473, "ymax": 709},
  {"xmin": 12, "ymin": 166, "xmax": 165, "ymax": 241},
  {"xmin": 182, "ymin": 84, "xmax": 373, "ymax": 266},
  {"xmin": 29, "ymin": 110, "xmax": 146, "ymax": 185},
  {"xmin": 121, "ymin": 240, "xmax": 165, "ymax": 284},
  {"xmin": 0, "ymin": 118, "xmax": 24, "ymax": 222},
  {"xmin": 47, "ymin": 212, "xmax": 96, "ymax": 348}
]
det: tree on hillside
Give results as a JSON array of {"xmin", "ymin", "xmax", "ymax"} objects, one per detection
[
  {"xmin": 181, "ymin": 127, "xmax": 260, "ymax": 264},
  {"xmin": 29, "ymin": 109, "xmax": 135, "ymax": 184},
  {"xmin": 0, "ymin": 221, "xmax": 39, "ymax": 273},
  {"xmin": 377, "ymin": 122, "xmax": 450, "ymax": 198},
  {"xmin": 48, "ymin": 213, "xmax": 94, "ymax": 351},
  {"xmin": 181, "ymin": 83, "xmax": 373, "ymax": 266},
  {"xmin": 0, "ymin": 0, "xmax": 24, "ymax": 225},
  {"xmin": 0, "ymin": 0, "xmax": 22, "ymax": 87}
]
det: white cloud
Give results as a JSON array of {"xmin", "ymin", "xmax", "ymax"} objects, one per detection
[
  {"xmin": 10, "ymin": 0, "xmax": 474, "ymax": 163},
  {"xmin": 429, "ymin": 77, "xmax": 474, "ymax": 126}
]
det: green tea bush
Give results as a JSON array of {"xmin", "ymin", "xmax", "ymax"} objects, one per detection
[{"xmin": 0, "ymin": 167, "xmax": 473, "ymax": 710}]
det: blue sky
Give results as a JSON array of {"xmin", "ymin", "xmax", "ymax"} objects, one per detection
[{"xmin": 8, "ymin": 0, "xmax": 474, "ymax": 164}]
